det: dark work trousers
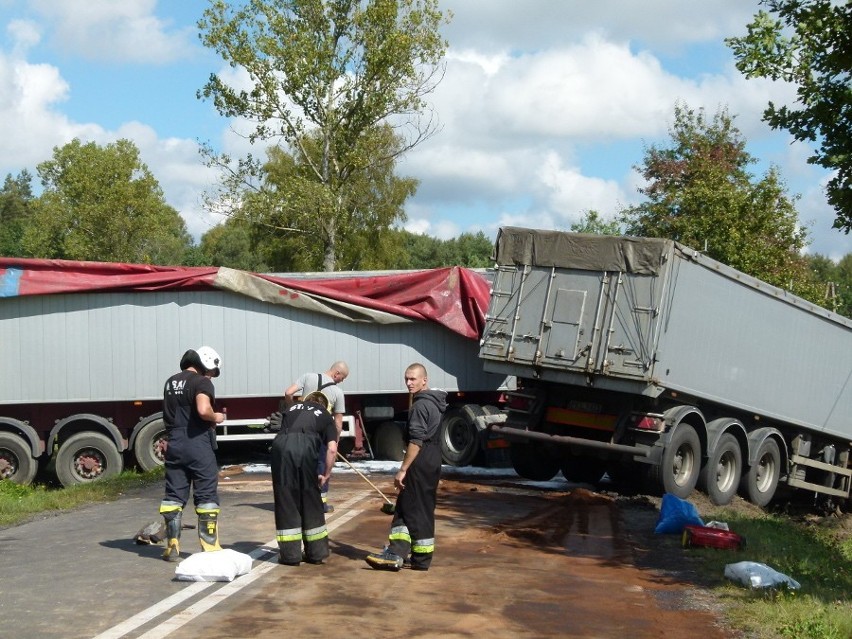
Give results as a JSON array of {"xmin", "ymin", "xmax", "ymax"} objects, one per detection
[
  {"xmin": 272, "ymin": 431, "xmax": 329, "ymax": 564},
  {"xmin": 316, "ymin": 443, "xmax": 330, "ymax": 508},
  {"xmin": 163, "ymin": 426, "xmax": 219, "ymax": 507},
  {"xmin": 387, "ymin": 440, "xmax": 441, "ymax": 570}
]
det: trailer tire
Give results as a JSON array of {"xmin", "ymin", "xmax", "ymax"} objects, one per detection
[
  {"xmin": 133, "ymin": 418, "xmax": 167, "ymax": 472},
  {"xmin": 510, "ymin": 443, "xmax": 559, "ymax": 481},
  {"xmin": 649, "ymin": 424, "xmax": 700, "ymax": 498},
  {"xmin": 740, "ymin": 438, "xmax": 780, "ymax": 507},
  {"xmin": 55, "ymin": 432, "xmax": 123, "ymax": 487},
  {"xmin": 0, "ymin": 432, "xmax": 39, "ymax": 485},
  {"xmin": 699, "ymin": 433, "xmax": 742, "ymax": 506},
  {"xmin": 374, "ymin": 422, "xmax": 405, "ymax": 462},
  {"xmin": 440, "ymin": 405, "xmax": 484, "ymax": 467}
]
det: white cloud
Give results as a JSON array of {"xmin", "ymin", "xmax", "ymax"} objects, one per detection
[
  {"xmin": 29, "ymin": 0, "xmax": 196, "ymax": 64},
  {"xmin": 7, "ymin": 18, "xmax": 40, "ymax": 54},
  {"xmin": 0, "ymin": 41, "xmax": 100, "ymax": 170},
  {"xmin": 402, "ymin": 2, "xmax": 814, "ymax": 246},
  {"xmin": 442, "ymin": 0, "xmax": 759, "ymax": 52}
]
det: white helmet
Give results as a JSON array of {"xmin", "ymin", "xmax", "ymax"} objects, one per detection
[{"xmin": 196, "ymin": 346, "xmax": 222, "ymax": 377}]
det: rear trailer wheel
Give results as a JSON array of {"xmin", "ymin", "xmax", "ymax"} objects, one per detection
[
  {"xmin": 0, "ymin": 432, "xmax": 38, "ymax": 485},
  {"xmin": 55, "ymin": 432, "xmax": 123, "ymax": 487},
  {"xmin": 374, "ymin": 422, "xmax": 405, "ymax": 462},
  {"xmin": 740, "ymin": 438, "xmax": 780, "ymax": 507},
  {"xmin": 133, "ymin": 418, "xmax": 167, "ymax": 472},
  {"xmin": 510, "ymin": 442, "xmax": 559, "ymax": 481},
  {"xmin": 440, "ymin": 405, "xmax": 484, "ymax": 467},
  {"xmin": 649, "ymin": 424, "xmax": 700, "ymax": 498},
  {"xmin": 699, "ymin": 433, "xmax": 742, "ymax": 506}
]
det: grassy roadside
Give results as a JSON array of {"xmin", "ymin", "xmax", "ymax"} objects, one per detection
[
  {"xmin": 686, "ymin": 505, "xmax": 852, "ymax": 639},
  {"xmin": 0, "ymin": 468, "xmax": 164, "ymax": 528}
]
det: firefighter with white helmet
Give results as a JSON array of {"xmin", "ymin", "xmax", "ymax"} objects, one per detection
[{"xmin": 158, "ymin": 346, "xmax": 226, "ymax": 561}]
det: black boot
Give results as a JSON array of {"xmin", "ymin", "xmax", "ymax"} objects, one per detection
[
  {"xmin": 160, "ymin": 508, "xmax": 182, "ymax": 562},
  {"xmin": 196, "ymin": 505, "xmax": 222, "ymax": 552}
]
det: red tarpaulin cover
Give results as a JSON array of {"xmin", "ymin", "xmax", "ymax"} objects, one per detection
[{"xmin": 0, "ymin": 258, "xmax": 491, "ymax": 340}]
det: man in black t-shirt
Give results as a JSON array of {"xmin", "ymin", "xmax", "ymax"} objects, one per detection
[
  {"xmin": 158, "ymin": 347, "xmax": 225, "ymax": 562},
  {"xmin": 271, "ymin": 391, "xmax": 338, "ymax": 566}
]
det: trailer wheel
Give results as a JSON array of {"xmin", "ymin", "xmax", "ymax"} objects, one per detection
[
  {"xmin": 0, "ymin": 432, "xmax": 38, "ymax": 485},
  {"xmin": 699, "ymin": 433, "xmax": 742, "ymax": 506},
  {"xmin": 374, "ymin": 422, "xmax": 405, "ymax": 462},
  {"xmin": 740, "ymin": 438, "xmax": 780, "ymax": 507},
  {"xmin": 55, "ymin": 432, "xmax": 123, "ymax": 487},
  {"xmin": 510, "ymin": 443, "xmax": 559, "ymax": 481},
  {"xmin": 440, "ymin": 405, "xmax": 484, "ymax": 467},
  {"xmin": 649, "ymin": 424, "xmax": 700, "ymax": 498},
  {"xmin": 133, "ymin": 418, "xmax": 167, "ymax": 472},
  {"xmin": 560, "ymin": 455, "xmax": 604, "ymax": 484}
]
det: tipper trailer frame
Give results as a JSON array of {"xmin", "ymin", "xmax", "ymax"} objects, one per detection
[{"xmin": 480, "ymin": 227, "xmax": 852, "ymax": 507}]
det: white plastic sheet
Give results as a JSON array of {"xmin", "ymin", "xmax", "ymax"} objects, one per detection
[
  {"xmin": 174, "ymin": 549, "xmax": 253, "ymax": 582},
  {"xmin": 724, "ymin": 561, "xmax": 801, "ymax": 590}
]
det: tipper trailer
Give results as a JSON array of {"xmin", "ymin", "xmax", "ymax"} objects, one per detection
[
  {"xmin": 0, "ymin": 259, "xmax": 511, "ymax": 487},
  {"xmin": 480, "ymin": 227, "xmax": 852, "ymax": 507}
]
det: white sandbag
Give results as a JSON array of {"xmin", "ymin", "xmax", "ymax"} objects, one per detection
[
  {"xmin": 174, "ymin": 549, "xmax": 253, "ymax": 582},
  {"xmin": 723, "ymin": 561, "xmax": 800, "ymax": 590}
]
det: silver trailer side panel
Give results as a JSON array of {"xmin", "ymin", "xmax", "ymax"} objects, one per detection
[
  {"xmin": 1, "ymin": 289, "xmax": 505, "ymax": 404},
  {"xmin": 481, "ymin": 229, "xmax": 852, "ymax": 441}
]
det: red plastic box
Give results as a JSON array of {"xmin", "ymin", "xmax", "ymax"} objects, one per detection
[{"xmin": 682, "ymin": 525, "xmax": 745, "ymax": 550}]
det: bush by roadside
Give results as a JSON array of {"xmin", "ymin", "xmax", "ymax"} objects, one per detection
[
  {"xmin": 618, "ymin": 491, "xmax": 852, "ymax": 639},
  {"xmin": 0, "ymin": 468, "xmax": 164, "ymax": 529}
]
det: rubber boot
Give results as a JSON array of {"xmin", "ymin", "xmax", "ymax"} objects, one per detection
[
  {"xmin": 160, "ymin": 507, "xmax": 183, "ymax": 562},
  {"xmin": 197, "ymin": 504, "xmax": 222, "ymax": 552}
]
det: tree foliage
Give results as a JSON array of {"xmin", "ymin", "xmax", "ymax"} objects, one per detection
[
  {"xmin": 726, "ymin": 0, "xmax": 852, "ymax": 233},
  {"xmin": 380, "ymin": 229, "xmax": 493, "ymax": 269},
  {"xmin": 197, "ymin": 0, "xmax": 449, "ymax": 270},
  {"xmin": 22, "ymin": 139, "xmax": 192, "ymax": 264},
  {"xmin": 0, "ymin": 170, "xmax": 34, "ymax": 256},
  {"xmin": 570, "ymin": 210, "xmax": 622, "ymax": 235},
  {"xmin": 233, "ymin": 125, "xmax": 417, "ymax": 271},
  {"xmin": 620, "ymin": 104, "xmax": 821, "ymax": 302},
  {"xmin": 808, "ymin": 252, "xmax": 852, "ymax": 318}
]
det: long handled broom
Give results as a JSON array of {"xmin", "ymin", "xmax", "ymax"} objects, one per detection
[{"xmin": 335, "ymin": 451, "xmax": 396, "ymax": 514}]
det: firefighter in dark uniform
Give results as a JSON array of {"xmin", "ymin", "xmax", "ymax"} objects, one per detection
[
  {"xmin": 271, "ymin": 391, "xmax": 338, "ymax": 566},
  {"xmin": 158, "ymin": 347, "xmax": 225, "ymax": 562},
  {"xmin": 366, "ymin": 363, "xmax": 447, "ymax": 571}
]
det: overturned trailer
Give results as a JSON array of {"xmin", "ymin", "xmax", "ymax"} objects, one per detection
[
  {"xmin": 0, "ymin": 259, "xmax": 511, "ymax": 486},
  {"xmin": 480, "ymin": 227, "xmax": 852, "ymax": 507}
]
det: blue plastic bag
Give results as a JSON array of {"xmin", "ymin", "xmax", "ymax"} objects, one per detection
[{"xmin": 654, "ymin": 493, "xmax": 704, "ymax": 534}]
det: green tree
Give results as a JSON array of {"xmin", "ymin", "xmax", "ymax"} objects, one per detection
[
  {"xmin": 434, "ymin": 231, "xmax": 493, "ymax": 268},
  {"xmin": 199, "ymin": 218, "xmax": 271, "ymax": 271},
  {"xmin": 22, "ymin": 139, "xmax": 192, "ymax": 264},
  {"xmin": 379, "ymin": 229, "xmax": 492, "ymax": 269},
  {"xmin": 620, "ymin": 104, "xmax": 820, "ymax": 302},
  {"xmin": 236, "ymin": 125, "xmax": 416, "ymax": 271},
  {"xmin": 0, "ymin": 170, "xmax": 35, "ymax": 256},
  {"xmin": 837, "ymin": 253, "xmax": 852, "ymax": 317},
  {"xmin": 726, "ymin": 0, "xmax": 852, "ymax": 233},
  {"xmin": 570, "ymin": 210, "xmax": 622, "ymax": 235},
  {"xmin": 198, "ymin": 0, "xmax": 449, "ymax": 271}
]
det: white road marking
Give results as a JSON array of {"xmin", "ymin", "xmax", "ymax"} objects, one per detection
[{"xmin": 91, "ymin": 491, "xmax": 375, "ymax": 639}]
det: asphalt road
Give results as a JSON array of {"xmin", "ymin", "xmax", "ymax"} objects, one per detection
[{"xmin": 0, "ymin": 466, "xmax": 735, "ymax": 639}]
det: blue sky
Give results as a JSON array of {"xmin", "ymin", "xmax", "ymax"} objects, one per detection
[{"xmin": 0, "ymin": 0, "xmax": 848, "ymax": 261}]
